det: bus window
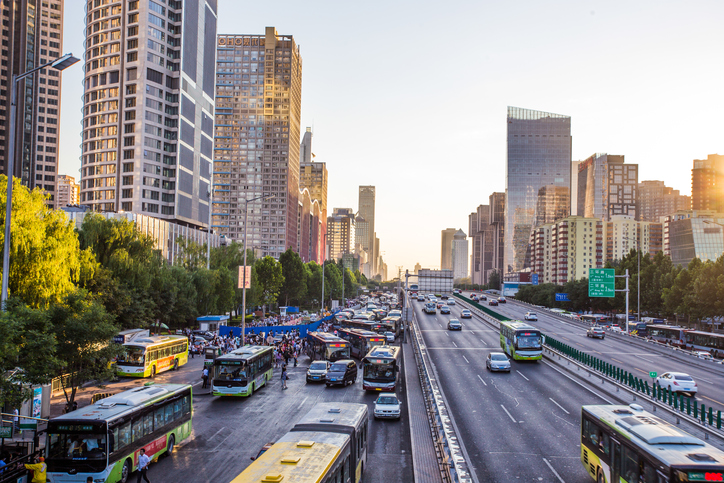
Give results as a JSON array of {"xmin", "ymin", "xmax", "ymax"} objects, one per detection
[
  {"xmin": 641, "ymin": 460, "xmax": 657, "ymax": 483},
  {"xmin": 164, "ymin": 404, "xmax": 174, "ymax": 424},
  {"xmin": 117, "ymin": 422, "xmax": 130, "ymax": 450},
  {"xmin": 182, "ymin": 395, "xmax": 190, "ymax": 414},
  {"xmin": 132, "ymin": 419, "xmax": 143, "ymax": 442},
  {"xmin": 143, "ymin": 413, "xmax": 153, "ymax": 436},
  {"xmin": 600, "ymin": 432, "xmax": 610, "ymax": 457},
  {"xmin": 154, "ymin": 408, "xmax": 165, "ymax": 429},
  {"xmin": 621, "ymin": 445, "xmax": 640, "ymax": 483}
]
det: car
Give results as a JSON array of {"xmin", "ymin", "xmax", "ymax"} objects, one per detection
[
  {"xmin": 447, "ymin": 319, "xmax": 462, "ymax": 330},
  {"xmin": 440, "ymin": 294, "xmax": 448, "ymax": 300},
  {"xmin": 447, "ymin": 298, "xmax": 456, "ymax": 305},
  {"xmin": 384, "ymin": 331, "xmax": 395, "ymax": 343},
  {"xmin": 453, "ymin": 289, "xmax": 461, "ymax": 294},
  {"xmin": 479, "ymin": 295, "xmax": 487, "ymax": 301},
  {"xmin": 497, "ymin": 297, "xmax": 506, "ymax": 303},
  {"xmin": 424, "ymin": 303, "xmax": 437, "ymax": 314},
  {"xmin": 306, "ymin": 360, "xmax": 331, "ymax": 383},
  {"xmin": 655, "ymin": 372, "xmax": 698, "ymax": 394},
  {"xmin": 610, "ymin": 326, "xmax": 623, "ymax": 334},
  {"xmin": 471, "ymin": 295, "xmax": 479, "ymax": 301},
  {"xmin": 440, "ymin": 305, "xmax": 451, "ymax": 314},
  {"xmin": 436, "ymin": 302, "xmax": 444, "ymax": 309},
  {"xmin": 460, "ymin": 309, "xmax": 472, "ymax": 319},
  {"xmin": 374, "ymin": 392, "xmax": 401, "ymax": 419},
  {"xmin": 325, "ymin": 360, "xmax": 358, "ymax": 387},
  {"xmin": 587, "ymin": 327, "xmax": 605, "ymax": 339},
  {"xmin": 488, "ymin": 299, "xmax": 498, "ymax": 306},
  {"xmin": 417, "ymin": 295, "xmax": 425, "ymax": 302},
  {"xmin": 486, "ymin": 352, "xmax": 511, "ymax": 372},
  {"xmin": 695, "ymin": 351, "xmax": 714, "ymax": 361},
  {"xmin": 524, "ymin": 312, "xmax": 538, "ymax": 321}
]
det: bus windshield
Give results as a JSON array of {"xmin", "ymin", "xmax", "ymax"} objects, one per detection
[
  {"xmin": 118, "ymin": 346, "xmax": 144, "ymax": 366},
  {"xmin": 216, "ymin": 362, "xmax": 247, "ymax": 381},
  {"xmin": 517, "ymin": 333, "xmax": 541, "ymax": 349},
  {"xmin": 364, "ymin": 363, "xmax": 395, "ymax": 382}
]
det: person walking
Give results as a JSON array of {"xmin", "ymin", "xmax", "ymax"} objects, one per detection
[
  {"xmin": 12, "ymin": 409, "xmax": 19, "ymax": 435},
  {"xmin": 201, "ymin": 367, "xmax": 209, "ymax": 389},
  {"xmin": 24, "ymin": 456, "xmax": 47, "ymax": 483},
  {"xmin": 136, "ymin": 448, "xmax": 151, "ymax": 483},
  {"xmin": 281, "ymin": 364, "xmax": 288, "ymax": 390}
]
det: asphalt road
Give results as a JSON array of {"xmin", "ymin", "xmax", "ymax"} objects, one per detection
[{"xmin": 412, "ymin": 297, "xmax": 610, "ymax": 483}]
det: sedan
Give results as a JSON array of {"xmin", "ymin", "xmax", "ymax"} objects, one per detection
[
  {"xmin": 437, "ymin": 302, "xmax": 444, "ymax": 309},
  {"xmin": 417, "ymin": 295, "xmax": 425, "ymax": 302},
  {"xmin": 447, "ymin": 319, "xmax": 462, "ymax": 330},
  {"xmin": 488, "ymin": 299, "xmax": 498, "ymax": 306},
  {"xmin": 384, "ymin": 331, "xmax": 395, "ymax": 343},
  {"xmin": 374, "ymin": 392, "xmax": 401, "ymax": 419},
  {"xmin": 524, "ymin": 312, "xmax": 537, "ymax": 321},
  {"xmin": 656, "ymin": 372, "xmax": 698, "ymax": 395},
  {"xmin": 460, "ymin": 309, "xmax": 472, "ymax": 319},
  {"xmin": 447, "ymin": 298, "xmax": 456, "ymax": 305},
  {"xmin": 306, "ymin": 360, "xmax": 331, "ymax": 383},
  {"xmin": 440, "ymin": 305, "xmax": 451, "ymax": 314},
  {"xmin": 486, "ymin": 352, "xmax": 511, "ymax": 372},
  {"xmin": 498, "ymin": 297, "xmax": 507, "ymax": 304}
]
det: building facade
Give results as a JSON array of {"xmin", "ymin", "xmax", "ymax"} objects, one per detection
[
  {"xmin": 440, "ymin": 228, "xmax": 456, "ymax": 270},
  {"xmin": 56, "ymin": 174, "xmax": 80, "ymax": 208},
  {"xmin": 505, "ymin": 107, "xmax": 571, "ymax": 274},
  {"xmin": 451, "ymin": 229, "xmax": 468, "ymax": 281},
  {"xmin": 577, "ymin": 154, "xmax": 637, "ymax": 221},
  {"xmin": 212, "ymin": 28, "xmax": 303, "ymax": 259},
  {"xmin": 638, "ymin": 180, "xmax": 691, "ymax": 222},
  {"xmin": 664, "ymin": 210, "xmax": 724, "ymax": 267},
  {"xmin": 605, "ymin": 215, "xmax": 662, "ymax": 262},
  {"xmin": 691, "ymin": 154, "xmax": 724, "ymax": 212},
  {"xmin": 327, "ymin": 208, "xmax": 355, "ymax": 261},
  {"xmin": 469, "ymin": 195, "xmax": 505, "ymax": 286},
  {"xmin": 358, "ymin": 186, "xmax": 376, "ymax": 271},
  {"xmin": 1, "ymin": 0, "xmax": 65, "ymax": 203}
]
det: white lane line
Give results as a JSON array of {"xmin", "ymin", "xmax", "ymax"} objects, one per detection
[
  {"xmin": 638, "ymin": 357, "xmax": 655, "ymax": 363},
  {"xmin": 192, "ymin": 381, "xmax": 203, "ymax": 387},
  {"xmin": 543, "ymin": 458, "xmax": 566, "ymax": 483},
  {"xmin": 549, "ymin": 398, "xmax": 570, "ymax": 415},
  {"xmin": 516, "ymin": 370, "xmax": 529, "ymax": 381},
  {"xmin": 207, "ymin": 427, "xmax": 225, "ymax": 442},
  {"xmin": 470, "ymin": 330, "xmax": 475, "ymax": 334},
  {"xmin": 477, "ymin": 375, "xmax": 487, "ymax": 386},
  {"xmin": 479, "ymin": 339, "xmax": 487, "ymax": 346},
  {"xmin": 452, "ymin": 341, "xmax": 458, "ymax": 347},
  {"xmin": 697, "ymin": 376, "xmax": 715, "ymax": 384},
  {"xmin": 500, "ymin": 404, "xmax": 517, "ymax": 423},
  {"xmin": 297, "ymin": 396, "xmax": 308, "ymax": 409},
  {"xmin": 462, "ymin": 355, "xmax": 469, "ymax": 363}
]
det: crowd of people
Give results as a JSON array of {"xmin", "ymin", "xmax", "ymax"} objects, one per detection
[{"xmin": 247, "ymin": 314, "xmax": 304, "ymax": 327}]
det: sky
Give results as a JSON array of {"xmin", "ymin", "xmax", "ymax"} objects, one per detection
[{"xmin": 59, "ymin": 0, "xmax": 724, "ymax": 275}]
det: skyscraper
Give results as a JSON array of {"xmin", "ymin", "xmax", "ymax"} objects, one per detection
[
  {"xmin": 638, "ymin": 180, "xmax": 691, "ymax": 222},
  {"xmin": 505, "ymin": 107, "xmax": 571, "ymax": 273},
  {"xmin": 327, "ymin": 208, "xmax": 355, "ymax": 261},
  {"xmin": 80, "ymin": 0, "xmax": 217, "ymax": 229},
  {"xmin": 577, "ymin": 154, "xmax": 638, "ymax": 221},
  {"xmin": 299, "ymin": 128, "xmax": 327, "ymax": 214},
  {"xmin": 358, "ymin": 186, "xmax": 376, "ymax": 271},
  {"xmin": 440, "ymin": 228, "xmax": 456, "ymax": 270},
  {"xmin": 691, "ymin": 154, "xmax": 724, "ymax": 212},
  {"xmin": 1, "ymin": 0, "xmax": 65, "ymax": 203},
  {"xmin": 213, "ymin": 28, "xmax": 303, "ymax": 258},
  {"xmin": 451, "ymin": 229, "xmax": 468, "ymax": 281}
]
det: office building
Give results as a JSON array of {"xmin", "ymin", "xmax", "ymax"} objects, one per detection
[
  {"xmin": 577, "ymin": 154, "xmax": 638, "ymax": 221},
  {"xmin": 488, "ymin": 192, "xmax": 505, "ymax": 280},
  {"xmin": 570, "ymin": 161, "xmax": 581, "ymax": 215},
  {"xmin": 1, "ymin": 0, "xmax": 65, "ymax": 203},
  {"xmin": 451, "ymin": 229, "xmax": 468, "ymax": 281},
  {"xmin": 80, "ymin": 0, "xmax": 217, "ymax": 230},
  {"xmin": 327, "ymin": 208, "xmax": 355, "ymax": 261},
  {"xmin": 638, "ymin": 180, "xmax": 691, "ymax": 222},
  {"xmin": 535, "ymin": 184, "xmax": 570, "ymax": 227},
  {"xmin": 358, "ymin": 186, "xmax": 376, "ymax": 266},
  {"xmin": 664, "ymin": 210, "xmax": 724, "ymax": 267},
  {"xmin": 299, "ymin": 127, "xmax": 328, "ymax": 213},
  {"xmin": 605, "ymin": 215, "xmax": 662, "ymax": 262},
  {"xmin": 297, "ymin": 188, "xmax": 323, "ymax": 263},
  {"xmin": 414, "ymin": 262, "xmax": 421, "ymax": 274},
  {"xmin": 56, "ymin": 174, "xmax": 80, "ymax": 208},
  {"xmin": 213, "ymin": 28, "xmax": 303, "ymax": 259},
  {"xmin": 441, "ymin": 228, "xmax": 456, "ymax": 270},
  {"xmin": 505, "ymin": 107, "xmax": 571, "ymax": 274},
  {"xmin": 691, "ymin": 154, "xmax": 724, "ymax": 212}
]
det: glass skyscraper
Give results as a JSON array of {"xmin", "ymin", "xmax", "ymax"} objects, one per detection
[{"xmin": 505, "ymin": 107, "xmax": 571, "ymax": 273}]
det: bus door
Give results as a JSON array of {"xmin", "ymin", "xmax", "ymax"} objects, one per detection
[{"xmin": 611, "ymin": 438, "xmax": 621, "ymax": 483}]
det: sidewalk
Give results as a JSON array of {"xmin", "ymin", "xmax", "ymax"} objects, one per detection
[{"xmin": 403, "ymin": 336, "xmax": 444, "ymax": 483}]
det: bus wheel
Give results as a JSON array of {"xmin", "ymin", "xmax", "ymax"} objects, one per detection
[
  {"xmin": 172, "ymin": 359, "xmax": 178, "ymax": 371},
  {"xmin": 596, "ymin": 468, "xmax": 604, "ymax": 483},
  {"xmin": 250, "ymin": 383, "xmax": 254, "ymax": 396},
  {"xmin": 151, "ymin": 366, "xmax": 156, "ymax": 378},
  {"xmin": 166, "ymin": 435, "xmax": 175, "ymax": 457},
  {"xmin": 120, "ymin": 459, "xmax": 132, "ymax": 483}
]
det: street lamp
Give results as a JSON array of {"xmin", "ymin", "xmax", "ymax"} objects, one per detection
[
  {"xmin": 1, "ymin": 53, "xmax": 79, "ymax": 308},
  {"xmin": 240, "ymin": 193, "xmax": 275, "ymax": 345}
]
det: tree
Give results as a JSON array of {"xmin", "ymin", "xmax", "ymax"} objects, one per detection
[
  {"xmin": 306, "ymin": 261, "xmax": 323, "ymax": 307},
  {"xmin": 254, "ymin": 256, "xmax": 284, "ymax": 309},
  {"xmin": 279, "ymin": 247, "xmax": 307, "ymax": 306},
  {"xmin": 323, "ymin": 261, "xmax": 342, "ymax": 304},
  {"xmin": 343, "ymin": 267, "xmax": 357, "ymax": 299},
  {"xmin": 174, "ymin": 237, "xmax": 207, "ymax": 271},
  {"xmin": 488, "ymin": 270, "xmax": 501, "ymax": 290}
]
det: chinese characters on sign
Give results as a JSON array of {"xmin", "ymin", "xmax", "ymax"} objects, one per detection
[{"xmin": 589, "ymin": 268, "xmax": 615, "ymax": 297}]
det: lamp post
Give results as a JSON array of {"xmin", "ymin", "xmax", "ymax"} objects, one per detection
[
  {"xmin": 240, "ymin": 193, "xmax": 274, "ymax": 345},
  {"xmin": 206, "ymin": 188, "xmax": 212, "ymax": 270},
  {"xmin": 2, "ymin": 53, "xmax": 79, "ymax": 308}
]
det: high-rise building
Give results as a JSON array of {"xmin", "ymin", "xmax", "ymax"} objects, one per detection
[
  {"xmin": 505, "ymin": 107, "xmax": 571, "ymax": 273},
  {"xmin": 80, "ymin": 0, "xmax": 217, "ymax": 229},
  {"xmin": 577, "ymin": 154, "xmax": 637, "ymax": 221},
  {"xmin": 56, "ymin": 174, "xmax": 80, "ymax": 208},
  {"xmin": 1, "ymin": 0, "xmax": 65, "ymax": 203},
  {"xmin": 327, "ymin": 208, "xmax": 355, "ymax": 261},
  {"xmin": 638, "ymin": 180, "xmax": 691, "ymax": 222},
  {"xmin": 414, "ymin": 262, "xmax": 421, "ymax": 274},
  {"xmin": 570, "ymin": 161, "xmax": 581, "ymax": 215},
  {"xmin": 691, "ymin": 154, "xmax": 724, "ymax": 212},
  {"xmin": 489, "ymin": 192, "xmax": 505, "ymax": 281},
  {"xmin": 451, "ymin": 229, "xmax": 468, "ymax": 281},
  {"xmin": 358, "ymin": 186, "xmax": 377, "ymax": 273},
  {"xmin": 664, "ymin": 210, "xmax": 724, "ymax": 267},
  {"xmin": 212, "ymin": 28, "xmax": 303, "ymax": 259},
  {"xmin": 535, "ymin": 185, "xmax": 570, "ymax": 226},
  {"xmin": 605, "ymin": 215, "xmax": 662, "ymax": 262},
  {"xmin": 300, "ymin": 127, "xmax": 313, "ymax": 164},
  {"xmin": 299, "ymin": 127, "xmax": 328, "ymax": 214},
  {"xmin": 440, "ymin": 228, "xmax": 456, "ymax": 270}
]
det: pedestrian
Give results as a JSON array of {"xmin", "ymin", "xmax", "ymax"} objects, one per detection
[
  {"xmin": 12, "ymin": 409, "xmax": 19, "ymax": 434},
  {"xmin": 293, "ymin": 349, "xmax": 298, "ymax": 367},
  {"xmin": 136, "ymin": 448, "xmax": 151, "ymax": 483},
  {"xmin": 202, "ymin": 367, "xmax": 209, "ymax": 389},
  {"xmin": 24, "ymin": 456, "xmax": 47, "ymax": 483},
  {"xmin": 281, "ymin": 364, "xmax": 288, "ymax": 390}
]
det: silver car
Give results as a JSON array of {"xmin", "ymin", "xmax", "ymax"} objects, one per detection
[{"xmin": 486, "ymin": 352, "xmax": 511, "ymax": 372}]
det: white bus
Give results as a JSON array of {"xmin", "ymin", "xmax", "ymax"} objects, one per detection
[{"xmin": 46, "ymin": 384, "xmax": 192, "ymax": 483}]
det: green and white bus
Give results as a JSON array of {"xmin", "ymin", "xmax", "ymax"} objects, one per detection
[
  {"xmin": 116, "ymin": 335, "xmax": 189, "ymax": 378},
  {"xmin": 46, "ymin": 383, "xmax": 192, "ymax": 483},
  {"xmin": 499, "ymin": 320, "xmax": 542, "ymax": 361},
  {"xmin": 581, "ymin": 404, "xmax": 724, "ymax": 483},
  {"xmin": 211, "ymin": 345, "xmax": 274, "ymax": 397}
]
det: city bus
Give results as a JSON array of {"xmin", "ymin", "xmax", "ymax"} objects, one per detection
[
  {"xmin": 116, "ymin": 335, "xmax": 189, "ymax": 378},
  {"xmin": 499, "ymin": 320, "xmax": 542, "ymax": 361},
  {"xmin": 581, "ymin": 404, "xmax": 724, "ymax": 483},
  {"xmin": 46, "ymin": 383, "xmax": 192, "ymax": 483},
  {"xmin": 685, "ymin": 330, "xmax": 724, "ymax": 358},
  {"xmin": 380, "ymin": 315, "xmax": 403, "ymax": 338},
  {"xmin": 337, "ymin": 328, "xmax": 386, "ymax": 359},
  {"xmin": 211, "ymin": 345, "xmax": 274, "ymax": 397},
  {"xmin": 362, "ymin": 346, "xmax": 401, "ymax": 392},
  {"xmin": 580, "ymin": 314, "xmax": 611, "ymax": 328},
  {"xmin": 645, "ymin": 324, "xmax": 689, "ymax": 347},
  {"xmin": 307, "ymin": 332, "xmax": 352, "ymax": 362},
  {"xmin": 233, "ymin": 402, "xmax": 368, "ymax": 483}
]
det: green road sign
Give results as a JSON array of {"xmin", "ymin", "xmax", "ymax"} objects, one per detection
[
  {"xmin": 649, "ymin": 371, "xmax": 658, "ymax": 378},
  {"xmin": 589, "ymin": 268, "xmax": 615, "ymax": 297}
]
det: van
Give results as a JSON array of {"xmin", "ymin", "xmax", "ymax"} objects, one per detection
[{"xmin": 325, "ymin": 360, "xmax": 358, "ymax": 387}]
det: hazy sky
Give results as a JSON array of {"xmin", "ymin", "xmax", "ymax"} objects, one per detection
[{"xmin": 59, "ymin": 0, "xmax": 724, "ymax": 275}]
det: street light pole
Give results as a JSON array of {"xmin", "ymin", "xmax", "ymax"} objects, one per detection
[
  {"xmin": 241, "ymin": 193, "xmax": 274, "ymax": 345},
  {"xmin": 2, "ymin": 54, "xmax": 79, "ymax": 308},
  {"xmin": 206, "ymin": 188, "xmax": 212, "ymax": 270},
  {"xmin": 321, "ymin": 233, "xmax": 326, "ymax": 314}
]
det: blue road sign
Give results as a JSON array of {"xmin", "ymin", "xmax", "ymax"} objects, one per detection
[
  {"xmin": 531, "ymin": 274, "xmax": 539, "ymax": 285},
  {"xmin": 555, "ymin": 293, "xmax": 570, "ymax": 302}
]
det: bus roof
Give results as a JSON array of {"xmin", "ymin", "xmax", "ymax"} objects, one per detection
[
  {"xmin": 291, "ymin": 402, "xmax": 368, "ymax": 431},
  {"xmin": 583, "ymin": 405, "xmax": 724, "ymax": 466},
  {"xmin": 51, "ymin": 384, "xmax": 191, "ymax": 423},
  {"xmin": 499, "ymin": 320, "xmax": 538, "ymax": 332},
  {"xmin": 307, "ymin": 332, "xmax": 346, "ymax": 343},
  {"xmin": 685, "ymin": 330, "xmax": 724, "ymax": 337},
  {"xmin": 122, "ymin": 335, "xmax": 187, "ymax": 348},
  {"xmin": 215, "ymin": 345, "xmax": 273, "ymax": 362},
  {"xmin": 364, "ymin": 346, "xmax": 400, "ymax": 360},
  {"xmin": 338, "ymin": 328, "xmax": 382, "ymax": 338}
]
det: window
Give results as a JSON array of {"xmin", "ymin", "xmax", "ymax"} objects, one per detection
[
  {"xmin": 143, "ymin": 413, "xmax": 153, "ymax": 436},
  {"xmin": 132, "ymin": 419, "xmax": 143, "ymax": 442},
  {"xmin": 147, "ymin": 68, "xmax": 163, "ymax": 85},
  {"xmin": 621, "ymin": 445, "xmax": 640, "ymax": 483}
]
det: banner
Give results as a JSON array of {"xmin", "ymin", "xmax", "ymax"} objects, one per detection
[
  {"xmin": 32, "ymin": 387, "xmax": 42, "ymax": 418},
  {"xmin": 237, "ymin": 266, "xmax": 252, "ymax": 289}
]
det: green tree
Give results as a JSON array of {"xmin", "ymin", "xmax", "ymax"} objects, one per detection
[
  {"xmin": 488, "ymin": 270, "xmax": 501, "ymax": 291},
  {"xmin": 306, "ymin": 261, "xmax": 323, "ymax": 308},
  {"xmin": 343, "ymin": 267, "xmax": 357, "ymax": 299},
  {"xmin": 174, "ymin": 237, "xmax": 207, "ymax": 271},
  {"xmin": 323, "ymin": 261, "xmax": 342, "ymax": 304},
  {"xmin": 254, "ymin": 256, "xmax": 284, "ymax": 309},
  {"xmin": 279, "ymin": 247, "xmax": 307, "ymax": 306},
  {"xmin": 193, "ymin": 268, "xmax": 220, "ymax": 316}
]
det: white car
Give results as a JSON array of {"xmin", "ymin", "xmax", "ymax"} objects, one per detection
[
  {"xmin": 524, "ymin": 312, "xmax": 538, "ymax": 321},
  {"xmin": 374, "ymin": 392, "xmax": 401, "ymax": 419},
  {"xmin": 695, "ymin": 351, "xmax": 714, "ymax": 361},
  {"xmin": 447, "ymin": 298, "xmax": 456, "ymax": 305},
  {"xmin": 486, "ymin": 352, "xmax": 511, "ymax": 372},
  {"xmin": 384, "ymin": 331, "xmax": 395, "ymax": 343},
  {"xmin": 655, "ymin": 372, "xmax": 698, "ymax": 395},
  {"xmin": 460, "ymin": 309, "xmax": 472, "ymax": 319}
]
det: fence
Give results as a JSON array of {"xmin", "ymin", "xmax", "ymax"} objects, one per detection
[{"xmin": 219, "ymin": 313, "xmax": 336, "ymax": 339}]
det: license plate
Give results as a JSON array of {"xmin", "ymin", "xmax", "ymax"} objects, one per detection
[
  {"xmin": 375, "ymin": 388, "xmax": 382, "ymax": 391},
  {"xmin": 331, "ymin": 378, "xmax": 337, "ymax": 381}
]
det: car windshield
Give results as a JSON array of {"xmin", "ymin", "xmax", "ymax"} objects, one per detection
[
  {"xmin": 462, "ymin": 311, "xmax": 470, "ymax": 314},
  {"xmin": 674, "ymin": 375, "xmax": 693, "ymax": 381},
  {"xmin": 528, "ymin": 313, "xmax": 536, "ymax": 317},
  {"xmin": 517, "ymin": 334, "xmax": 541, "ymax": 349},
  {"xmin": 309, "ymin": 362, "xmax": 327, "ymax": 370},
  {"xmin": 330, "ymin": 363, "xmax": 348, "ymax": 372},
  {"xmin": 377, "ymin": 397, "xmax": 398, "ymax": 404},
  {"xmin": 491, "ymin": 354, "xmax": 508, "ymax": 361}
]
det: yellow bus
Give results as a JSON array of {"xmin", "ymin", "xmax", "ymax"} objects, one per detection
[{"xmin": 116, "ymin": 335, "xmax": 189, "ymax": 378}]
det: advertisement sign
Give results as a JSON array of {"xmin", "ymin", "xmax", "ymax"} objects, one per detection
[
  {"xmin": 32, "ymin": 387, "xmax": 42, "ymax": 418},
  {"xmin": 237, "ymin": 266, "xmax": 252, "ymax": 289},
  {"xmin": 279, "ymin": 307, "xmax": 287, "ymax": 317}
]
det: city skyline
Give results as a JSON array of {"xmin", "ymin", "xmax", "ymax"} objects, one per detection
[{"xmin": 57, "ymin": 0, "xmax": 724, "ymax": 273}]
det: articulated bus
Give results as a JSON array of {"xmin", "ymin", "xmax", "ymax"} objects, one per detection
[
  {"xmin": 212, "ymin": 345, "xmax": 274, "ymax": 397},
  {"xmin": 362, "ymin": 346, "xmax": 401, "ymax": 392},
  {"xmin": 581, "ymin": 404, "xmax": 724, "ymax": 483},
  {"xmin": 307, "ymin": 332, "xmax": 351, "ymax": 362},
  {"xmin": 47, "ymin": 384, "xmax": 192, "ymax": 483},
  {"xmin": 232, "ymin": 402, "xmax": 368, "ymax": 483},
  {"xmin": 499, "ymin": 320, "xmax": 542, "ymax": 361},
  {"xmin": 116, "ymin": 335, "xmax": 189, "ymax": 378},
  {"xmin": 646, "ymin": 325, "xmax": 689, "ymax": 347},
  {"xmin": 337, "ymin": 328, "xmax": 386, "ymax": 359}
]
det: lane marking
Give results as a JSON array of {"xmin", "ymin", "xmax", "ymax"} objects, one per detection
[
  {"xmin": 470, "ymin": 330, "xmax": 475, "ymax": 334},
  {"xmin": 477, "ymin": 374, "xmax": 487, "ymax": 386},
  {"xmin": 700, "ymin": 395, "xmax": 724, "ymax": 406},
  {"xmin": 500, "ymin": 404, "xmax": 517, "ymax": 423},
  {"xmin": 697, "ymin": 376, "xmax": 715, "ymax": 384},
  {"xmin": 297, "ymin": 396, "xmax": 308, "ymax": 409},
  {"xmin": 611, "ymin": 358, "xmax": 625, "ymax": 364},
  {"xmin": 543, "ymin": 458, "xmax": 566, "ymax": 483},
  {"xmin": 479, "ymin": 339, "xmax": 487, "ymax": 346},
  {"xmin": 516, "ymin": 370, "xmax": 529, "ymax": 381},
  {"xmin": 638, "ymin": 357, "xmax": 655, "ymax": 363},
  {"xmin": 207, "ymin": 427, "xmax": 225, "ymax": 442},
  {"xmin": 549, "ymin": 398, "xmax": 570, "ymax": 415},
  {"xmin": 634, "ymin": 367, "xmax": 649, "ymax": 375},
  {"xmin": 462, "ymin": 355, "xmax": 469, "ymax": 364},
  {"xmin": 452, "ymin": 341, "xmax": 458, "ymax": 347},
  {"xmin": 542, "ymin": 360, "xmax": 614, "ymax": 404}
]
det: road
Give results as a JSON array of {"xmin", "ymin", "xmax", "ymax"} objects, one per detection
[{"xmin": 412, "ymin": 297, "xmax": 609, "ymax": 482}]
